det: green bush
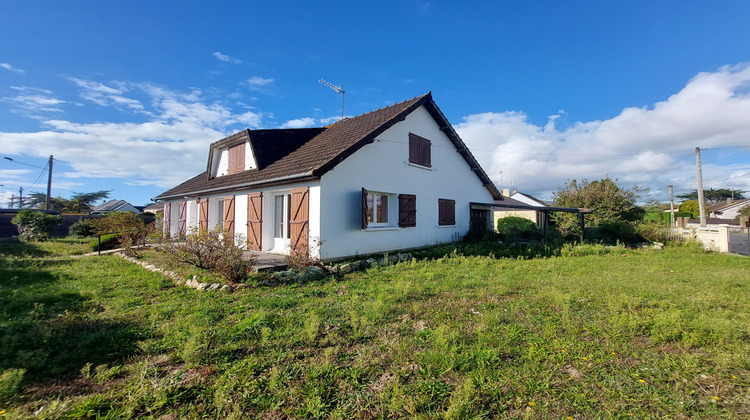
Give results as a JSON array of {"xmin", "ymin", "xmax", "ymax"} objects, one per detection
[
  {"xmin": 10, "ymin": 210, "xmax": 63, "ymax": 241},
  {"xmin": 69, "ymin": 220, "xmax": 95, "ymax": 237},
  {"xmin": 159, "ymin": 226, "xmax": 256, "ymax": 282},
  {"xmin": 0, "ymin": 368, "xmax": 25, "ymax": 405},
  {"xmin": 496, "ymin": 216, "xmax": 541, "ymax": 242},
  {"xmin": 592, "ymin": 220, "xmax": 641, "ymax": 244},
  {"xmin": 89, "ymin": 234, "xmax": 120, "ymax": 252}
]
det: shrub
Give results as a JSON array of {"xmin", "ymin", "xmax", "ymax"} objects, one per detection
[
  {"xmin": 10, "ymin": 210, "xmax": 63, "ymax": 241},
  {"xmin": 89, "ymin": 234, "xmax": 120, "ymax": 252},
  {"xmin": 69, "ymin": 220, "xmax": 95, "ymax": 237},
  {"xmin": 593, "ymin": 220, "xmax": 641, "ymax": 244},
  {"xmin": 0, "ymin": 368, "xmax": 25, "ymax": 405},
  {"xmin": 90, "ymin": 212, "xmax": 154, "ymax": 256},
  {"xmin": 159, "ymin": 226, "xmax": 255, "ymax": 282},
  {"xmin": 496, "ymin": 216, "xmax": 541, "ymax": 242}
]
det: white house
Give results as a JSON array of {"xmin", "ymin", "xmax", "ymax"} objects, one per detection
[{"xmin": 154, "ymin": 93, "xmax": 502, "ymax": 261}]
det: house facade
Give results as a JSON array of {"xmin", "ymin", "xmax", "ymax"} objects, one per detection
[{"xmin": 155, "ymin": 93, "xmax": 501, "ymax": 261}]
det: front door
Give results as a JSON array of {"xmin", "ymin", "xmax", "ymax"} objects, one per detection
[{"xmin": 273, "ymin": 193, "xmax": 292, "ymax": 251}]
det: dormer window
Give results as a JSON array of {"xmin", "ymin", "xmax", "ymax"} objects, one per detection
[
  {"xmin": 227, "ymin": 142, "xmax": 246, "ymax": 175},
  {"xmin": 409, "ymin": 133, "xmax": 431, "ymax": 167}
]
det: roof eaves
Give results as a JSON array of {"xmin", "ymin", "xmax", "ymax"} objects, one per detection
[{"xmin": 154, "ymin": 171, "xmax": 318, "ymax": 201}]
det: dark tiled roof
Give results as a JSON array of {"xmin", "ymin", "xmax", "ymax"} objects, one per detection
[
  {"xmin": 155, "ymin": 93, "xmax": 501, "ymax": 201},
  {"xmin": 93, "ymin": 199, "xmax": 131, "ymax": 212}
]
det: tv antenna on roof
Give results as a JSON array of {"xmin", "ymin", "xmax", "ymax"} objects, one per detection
[{"xmin": 318, "ymin": 79, "xmax": 345, "ymax": 120}]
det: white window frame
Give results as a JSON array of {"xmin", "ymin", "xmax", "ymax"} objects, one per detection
[{"xmin": 365, "ymin": 191, "xmax": 396, "ymax": 229}]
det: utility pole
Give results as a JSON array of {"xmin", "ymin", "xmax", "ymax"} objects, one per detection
[
  {"xmin": 46, "ymin": 155, "xmax": 53, "ymax": 210},
  {"xmin": 19, "ymin": 186, "xmax": 23, "ymax": 209},
  {"xmin": 695, "ymin": 147, "xmax": 707, "ymax": 227},
  {"xmin": 669, "ymin": 185, "xmax": 675, "ymax": 227}
]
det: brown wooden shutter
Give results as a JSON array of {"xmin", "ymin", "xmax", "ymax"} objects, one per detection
[
  {"xmin": 398, "ymin": 194, "xmax": 417, "ymax": 227},
  {"xmin": 227, "ymin": 143, "xmax": 245, "ymax": 175},
  {"xmin": 409, "ymin": 133, "xmax": 419, "ymax": 165},
  {"xmin": 178, "ymin": 201, "xmax": 187, "ymax": 237},
  {"xmin": 198, "ymin": 198, "xmax": 209, "ymax": 230},
  {"xmin": 246, "ymin": 192, "xmax": 262, "ymax": 250},
  {"xmin": 438, "ymin": 198, "xmax": 455, "ymax": 226},
  {"xmin": 422, "ymin": 138, "xmax": 432, "ymax": 167},
  {"xmin": 290, "ymin": 187, "xmax": 309, "ymax": 257},
  {"xmin": 361, "ymin": 187, "xmax": 368, "ymax": 229},
  {"xmin": 163, "ymin": 203, "xmax": 171, "ymax": 236},
  {"xmin": 408, "ymin": 133, "xmax": 432, "ymax": 167},
  {"xmin": 223, "ymin": 196, "xmax": 235, "ymax": 237}
]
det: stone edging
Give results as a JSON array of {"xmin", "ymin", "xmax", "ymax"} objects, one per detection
[{"xmin": 115, "ymin": 252, "xmax": 235, "ymax": 292}]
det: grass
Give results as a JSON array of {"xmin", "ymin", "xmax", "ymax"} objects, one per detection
[{"xmin": 1, "ymin": 238, "xmax": 748, "ymax": 418}]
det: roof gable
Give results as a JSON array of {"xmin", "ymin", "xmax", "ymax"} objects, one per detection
[{"xmin": 155, "ymin": 93, "xmax": 500, "ymax": 200}]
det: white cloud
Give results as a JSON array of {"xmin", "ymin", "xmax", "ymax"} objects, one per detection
[
  {"xmin": 247, "ymin": 76, "xmax": 274, "ymax": 93},
  {"xmin": 280, "ymin": 117, "xmax": 316, "ymax": 128},
  {"xmin": 456, "ymin": 63, "xmax": 750, "ymax": 201},
  {"xmin": 3, "ymin": 86, "xmax": 66, "ymax": 117},
  {"xmin": 213, "ymin": 52, "xmax": 241, "ymax": 64},
  {"xmin": 0, "ymin": 63, "xmax": 25, "ymax": 74},
  {"xmin": 0, "ymin": 81, "xmax": 264, "ymax": 188},
  {"xmin": 69, "ymin": 78, "xmax": 145, "ymax": 112}
]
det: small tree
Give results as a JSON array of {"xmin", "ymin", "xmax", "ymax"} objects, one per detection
[
  {"xmin": 678, "ymin": 200, "xmax": 702, "ymax": 218},
  {"xmin": 90, "ymin": 212, "xmax": 152, "ymax": 256},
  {"xmin": 735, "ymin": 204, "xmax": 750, "ymax": 223},
  {"xmin": 552, "ymin": 178, "xmax": 644, "ymax": 236},
  {"xmin": 11, "ymin": 210, "xmax": 63, "ymax": 241}
]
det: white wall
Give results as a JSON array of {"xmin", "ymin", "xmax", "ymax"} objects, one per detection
[
  {"xmin": 319, "ymin": 105, "xmax": 495, "ymax": 260},
  {"xmin": 164, "ymin": 180, "xmax": 321, "ymax": 257}
]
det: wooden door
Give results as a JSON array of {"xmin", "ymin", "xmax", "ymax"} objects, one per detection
[{"xmin": 246, "ymin": 192, "xmax": 263, "ymax": 250}]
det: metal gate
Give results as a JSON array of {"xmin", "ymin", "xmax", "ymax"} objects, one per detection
[{"xmin": 728, "ymin": 227, "xmax": 750, "ymax": 256}]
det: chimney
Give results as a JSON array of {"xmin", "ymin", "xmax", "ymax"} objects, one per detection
[{"xmin": 502, "ymin": 188, "xmax": 511, "ymax": 198}]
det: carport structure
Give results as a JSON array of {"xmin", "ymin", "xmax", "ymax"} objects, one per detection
[{"xmin": 472, "ymin": 201, "xmax": 593, "ymax": 240}]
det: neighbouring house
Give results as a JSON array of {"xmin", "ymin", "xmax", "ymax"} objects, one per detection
[
  {"xmin": 707, "ymin": 198, "xmax": 750, "ymax": 220},
  {"xmin": 493, "ymin": 188, "xmax": 548, "ymax": 228},
  {"xmin": 154, "ymin": 92, "xmax": 502, "ymax": 261},
  {"xmin": 91, "ymin": 199, "xmax": 142, "ymax": 215},
  {"xmin": 143, "ymin": 202, "xmax": 164, "ymax": 215}
]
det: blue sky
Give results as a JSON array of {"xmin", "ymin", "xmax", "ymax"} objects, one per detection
[{"xmin": 2, "ymin": 1, "xmax": 749, "ymax": 207}]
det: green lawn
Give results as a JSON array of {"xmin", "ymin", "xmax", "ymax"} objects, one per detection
[{"xmin": 1, "ymin": 239, "xmax": 748, "ymax": 419}]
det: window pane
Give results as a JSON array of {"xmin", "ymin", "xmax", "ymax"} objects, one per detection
[
  {"xmin": 366, "ymin": 193, "xmax": 374, "ymax": 223},
  {"xmin": 274, "ymin": 195, "xmax": 284, "ymax": 238},
  {"xmin": 286, "ymin": 194, "xmax": 291, "ymax": 239},
  {"xmin": 378, "ymin": 195, "xmax": 388, "ymax": 223},
  {"xmin": 217, "ymin": 200, "xmax": 225, "ymax": 228}
]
